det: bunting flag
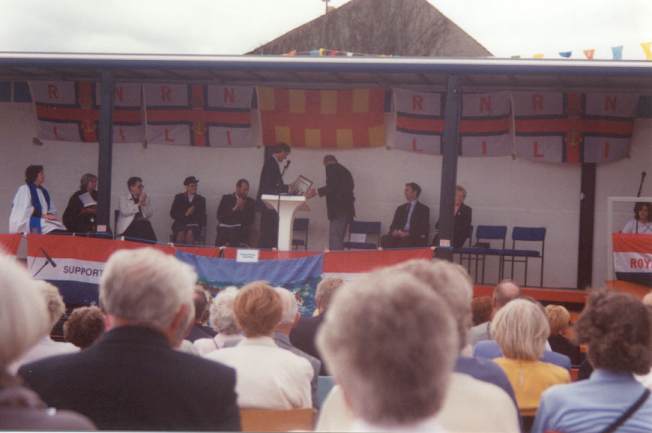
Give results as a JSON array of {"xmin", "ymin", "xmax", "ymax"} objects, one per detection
[
  {"xmin": 257, "ymin": 87, "xmax": 385, "ymax": 149},
  {"xmin": 392, "ymin": 89, "xmax": 512, "ymax": 156},
  {"xmin": 559, "ymin": 51, "xmax": 573, "ymax": 58},
  {"xmin": 145, "ymin": 84, "xmax": 254, "ymax": 147},
  {"xmin": 393, "ymin": 88, "xmax": 443, "ymax": 154},
  {"xmin": 513, "ymin": 92, "xmax": 638, "ymax": 163},
  {"xmin": 583, "ymin": 49, "xmax": 595, "ymax": 60},
  {"xmin": 460, "ymin": 92, "xmax": 512, "ymax": 157},
  {"xmin": 533, "ymin": 54, "xmax": 544, "ymax": 59},
  {"xmin": 0, "ymin": 233, "xmax": 22, "ymax": 256},
  {"xmin": 642, "ymin": 42, "xmax": 652, "ymax": 60},
  {"xmin": 611, "ymin": 46, "xmax": 624, "ymax": 60},
  {"xmin": 29, "ymin": 81, "xmax": 145, "ymax": 143},
  {"xmin": 612, "ymin": 233, "xmax": 652, "ymax": 286}
]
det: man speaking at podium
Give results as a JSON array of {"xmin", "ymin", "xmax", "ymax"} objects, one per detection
[{"xmin": 257, "ymin": 143, "xmax": 292, "ymax": 248}]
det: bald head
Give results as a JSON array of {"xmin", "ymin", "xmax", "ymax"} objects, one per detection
[{"xmin": 493, "ymin": 280, "xmax": 521, "ymax": 310}]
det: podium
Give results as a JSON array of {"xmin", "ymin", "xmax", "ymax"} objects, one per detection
[{"xmin": 261, "ymin": 194, "xmax": 307, "ymax": 251}]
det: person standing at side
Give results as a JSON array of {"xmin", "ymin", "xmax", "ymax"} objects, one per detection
[{"xmin": 257, "ymin": 143, "xmax": 291, "ymax": 248}]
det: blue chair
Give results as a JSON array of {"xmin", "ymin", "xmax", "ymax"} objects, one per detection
[
  {"xmin": 502, "ymin": 227, "xmax": 546, "ymax": 287},
  {"xmin": 344, "ymin": 220, "xmax": 381, "ymax": 250},
  {"xmin": 317, "ymin": 375, "xmax": 335, "ymax": 408},
  {"xmin": 456, "ymin": 225, "xmax": 507, "ymax": 283},
  {"xmin": 291, "ymin": 218, "xmax": 310, "ymax": 250}
]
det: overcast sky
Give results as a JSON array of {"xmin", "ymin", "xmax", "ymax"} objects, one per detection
[{"xmin": 0, "ymin": 0, "xmax": 650, "ymax": 59}]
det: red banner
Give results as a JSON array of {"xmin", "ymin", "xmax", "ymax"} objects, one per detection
[{"xmin": 0, "ymin": 234, "xmax": 22, "ymax": 256}]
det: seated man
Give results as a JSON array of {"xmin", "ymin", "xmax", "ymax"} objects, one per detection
[
  {"xmin": 380, "ymin": 182, "xmax": 430, "ymax": 248},
  {"xmin": 216, "ymin": 178, "xmax": 255, "ymax": 247},
  {"xmin": 19, "ymin": 248, "xmax": 240, "ymax": 431},
  {"xmin": 116, "ymin": 177, "xmax": 156, "ymax": 243},
  {"xmin": 170, "ymin": 176, "xmax": 207, "ymax": 245}
]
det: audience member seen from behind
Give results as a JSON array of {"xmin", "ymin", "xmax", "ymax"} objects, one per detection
[
  {"xmin": 471, "ymin": 296, "xmax": 493, "ymax": 326},
  {"xmin": 545, "ymin": 304, "xmax": 583, "ymax": 366},
  {"xmin": 170, "ymin": 176, "xmax": 207, "ymax": 245},
  {"xmin": 206, "ymin": 281, "xmax": 313, "ymax": 409},
  {"xmin": 622, "ymin": 202, "xmax": 652, "ymax": 234},
  {"xmin": 533, "ymin": 291, "xmax": 652, "ymax": 433},
  {"xmin": 116, "ymin": 176, "xmax": 157, "ymax": 242},
  {"xmin": 63, "ymin": 306, "xmax": 105, "ymax": 350},
  {"xmin": 317, "ymin": 260, "xmax": 519, "ymax": 433},
  {"xmin": 9, "ymin": 165, "xmax": 65, "ymax": 234},
  {"xmin": 290, "ymin": 277, "xmax": 344, "ymax": 375},
  {"xmin": 469, "ymin": 279, "xmax": 521, "ymax": 345},
  {"xmin": 19, "ymin": 248, "xmax": 240, "ymax": 431},
  {"xmin": 10, "ymin": 282, "xmax": 78, "ymax": 374},
  {"xmin": 186, "ymin": 286, "xmax": 216, "ymax": 342},
  {"xmin": 194, "ymin": 287, "xmax": 242, "ymax": 355},
  {"xmin": 492, "ymin": 299, "xmax": 570, "ymax": 412},
  {"xmin": 274, "ymin": 287, "xmax": 322, "ymax": 409},
  {"xmin": 317, "ymin": 271, "xmax": 458, "ymax": 433},
  {"xmin": 0, "ymin": 254, "xmax": 94, "ymax": 430},
  {"xmin": 63, "ymin": 173, "xmax": 98, "ymax": 234}
]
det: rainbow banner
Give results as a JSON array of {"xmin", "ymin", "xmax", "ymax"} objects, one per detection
[{"xmin": 257, "ymin": 87, "xmax": 386, "ymax": 149}]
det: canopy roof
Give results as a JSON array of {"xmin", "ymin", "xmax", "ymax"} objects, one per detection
[{"xmin": 0, "ymin": 53, "xmax": 651, "ymax": 92}]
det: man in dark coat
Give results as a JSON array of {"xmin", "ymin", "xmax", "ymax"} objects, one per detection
[
  {"xmin": 380, "ymin": 182, "xmax": 430, "ymax": 248},
  {"xmin": 307, "ymin": 155, "xmax": 355, "ymax": 250},
  {"xmin": 19, "ymin": 248, "xmax": 240, "ymax": 431},
  {"xmin": 216, "ymin": 178, "xmax": 256, "ymax": 247},
  {"xmin": 169, "ymin": 176, "xmax": 207, "ymax": 245},
  {"xmin": 257, "ymin": 143, "xmax": 291, "ymax": 248},
  {"xmin": 63, "ymin": 173, "xmax": 98, "ymax": 234}
]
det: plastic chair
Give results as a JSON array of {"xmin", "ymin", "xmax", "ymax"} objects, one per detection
[
  {"xmin": 292, "ymin": 217, "xmax": 310, "ymax": 250},
  {"xmin": 455, "ymin": 225, "xmax": 507, "ymax": 283},
  {"xmin": 502, "ymin": 226, "xmax": 546, "ymax": 287},
  {"xmin": 344, "ymin": 220, "xmax": 381, "ymax": 250},
  {"xmin": 240, "ymin": 408, "xmax": 315, "ymax": 432}
]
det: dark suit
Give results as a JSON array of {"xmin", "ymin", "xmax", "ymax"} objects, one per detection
[
  {"xmin": 381, "ymin": 201, "xmax": 430, "ymax": 248},
  {"xmin": 186, "ymin": 323, "xmax": 215, "ymax": 342},
  {"xmin": 290, "ymin": 315, "xmax": 328, "ymax": 375},
  {"xmin": 169, "ymin": 193, "xmax": 207, "ymax": 236},
  {"xmin": 216, "ymin": 193, "xmax": 255, "ymax": 247},
  {"xmin": 257, "ymin": 156, "xmax": 289, "ymax": 248},
  {"xmin": 434, "ymin": 203, "xmax": 473, "ymax": 248},
  {"xmin": 62, "ymin": 190, "xmax": 98, "ymax": 233},
  {"xmin": 18, "ymin": 326, "xmax": 240, "ymax": 431},
  {"xmin": 317, "ymin": 162, "xmax": 355, "ymax": 250}
]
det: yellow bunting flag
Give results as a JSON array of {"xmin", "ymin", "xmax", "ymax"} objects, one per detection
[
  {"xmin": 642, "ymin": 42, "xmax": 652, "ymax": 60},
  {"xmin": 533, "ymin": 53, "xmax": 544, "ymax": 59}
]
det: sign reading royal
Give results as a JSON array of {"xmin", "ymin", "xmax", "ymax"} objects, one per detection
[{"xmin": 612, "ymin": 233, "xmax": 652, "ymax": 286}]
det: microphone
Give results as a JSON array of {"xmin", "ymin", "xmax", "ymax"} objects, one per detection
[
  {"xmin": 281, "ymin": 160, "xmax": 291, "ymax": 177},
  {"xmin": 637, "ymin": 171, "xmax": 647, "ymax": 198},
  {"xmin": 41, "ymin": 248, "xmax": 57, "ymax": 268}
]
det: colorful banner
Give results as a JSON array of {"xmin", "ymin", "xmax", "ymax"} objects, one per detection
[
  {"xmin": 0, "ymin": 233, "xmax": 22, "ymax": 256},
  {"xmin": 513, "ymin": 92, "xmax": 638, "ymax": 163},
  {"xmin": 393, "ymin": 88, "xmax": 443, "ymax": 154},
  {"xmin": 612, "ymin": 233, "xmax": 652, "ymax": 286},
  {"xmin": 145, "ymin": 84, "xmax": 254, "ymax": 147},
  {"xmin": 29, "ymin": 81, "xmax": 145, "ymax": 143},
  {"xmin": 258, "ymin": 87, "xmax": 385, "ymax": 149}
]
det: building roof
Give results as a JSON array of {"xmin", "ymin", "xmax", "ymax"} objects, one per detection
[{"xmin": 249, "ymin": 0, "xmax": 492, "ymax": 57}]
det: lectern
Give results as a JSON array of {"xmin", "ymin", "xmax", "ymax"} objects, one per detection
[{"xmin": 261, "ymin": 194, "xmax": 307, "ymax": 251}]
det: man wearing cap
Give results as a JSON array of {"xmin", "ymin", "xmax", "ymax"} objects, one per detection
[{"xmin": 170, "ymin": 176, "xmax": 207, "ymax": 245}]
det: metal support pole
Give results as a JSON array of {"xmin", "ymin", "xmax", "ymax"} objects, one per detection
[
  {"xmin": 96, "ymin": 71, "xmax": 114, "ymax": 231},
  {"xmin": 435, "ymin": 75, "xmax": 462, "ymax": 261},
  {"xmin": 577, "ymin": 163, "xmax": 596, "ymax": 289}
]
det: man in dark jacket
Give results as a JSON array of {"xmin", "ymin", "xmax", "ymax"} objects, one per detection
[
  {"xmin": 169, "ymin": 176, "xmax": 207, "ymax": 245},
  {"xmin": 216, "ymin": 178, "xmax": 256, "ymax": 247},
  {"xmin": 308, "ymin": 155, "xmax": 355, "ymax": 250},
  {"xmin": 257, "ymin": 143, "xmax": 291, "ymax": 248},
  {"xmin": 19, "ymin": 248, "xmax": 240, "ymax": 431},
  {"xmin": 381, "ymin": 182, "xmax": 430, "ymax": 248}
]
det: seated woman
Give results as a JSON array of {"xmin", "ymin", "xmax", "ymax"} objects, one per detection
[
  {"xmin": 194, "ymin": 287, "xmax": 242, "ymax": 355},
  {"xmin": 622, "ymin": 202, "xmax": 652, "ymax": 234},
  {"xmin": 532, "ymin": 291, "xmax": 652, "ymax": 433},
  {"xmin": 205, "ymin": 282, "xmax": 312, "ymax": 409},
  {"xmin": 170, "ymin": 176, "xmax": 206, "ymax": 245},
  {"xmin": 63, "ymin": 173, "xmax": 98, "ymax": 234},
  {"xmin": 491, "ymin": 299, "xmax": 570, "ymax": 412},
  {"xmin": 545, "ymin": 304, "xmax": 583, "ymax": 366},
  {"xmin": 9, "ymin": 165, "xmax": 65, "ymax": 234},
  {"xmin": 0, "ymin": 255, "xmax": 94, "ymax": 430}
]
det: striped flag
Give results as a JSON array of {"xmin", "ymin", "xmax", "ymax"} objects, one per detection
[
  {"xmin": 257, "ymin": 87, "xmax": 386, "ymax": 149},
  {"xmin": 145, "ymin": 84, "xmax": 254, "ymax": 147},
  {"xmin": 513, "ymin": 92, "xmax": 638, "ymax": 163},
  {"xmin": 613, "ymin": 233, "xmax": 652, "ymax": 284},
  {"xmin": 29, "ymin": 81, "xmax": 145, "ymax": 143},
  {"xmin": 393, "ymin": 88, "xmax": 443, "ymax": 154}
]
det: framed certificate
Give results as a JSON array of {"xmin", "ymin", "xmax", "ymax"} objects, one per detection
[{"xmin": 292, "ymin": 175, "xmax": 314, "ymax": 195}]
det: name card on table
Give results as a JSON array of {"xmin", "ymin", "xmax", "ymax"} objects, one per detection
[{"xmin": 236, "ymin": 249, "xmax": 260, "ymax": 263}]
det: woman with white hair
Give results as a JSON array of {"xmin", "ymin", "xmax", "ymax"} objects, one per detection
[
  {"xmin": 492, "ymin": 299, "xmax": 570, "ymax": 411},
  {"xmin": 194, "ymin": 287, "xmax": 242, "ymax": 355},
  {"xmin": 0, "ymin": 255, "xmax": 94, "ymax": 429},
  {"xmin": 205, "ymin": 281, "xmax": 313, "ymax": 409},
  {"xmin": 10, "ymin": 281, "xmax": 78, "ymax": 373}
]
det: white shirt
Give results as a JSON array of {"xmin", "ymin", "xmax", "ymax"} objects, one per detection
[
  {"xmin": 205, "ymin": 336, "xmax": 312, "ymax": 409},
  {"xmin": 9, "ymin": 184, "xmax": 63, "ymax": 234},
  {"xmin": 116, "ymin": 192, "xmax": 154, "ymax": 236},
  {"xmin": 351, "ymin": 416, "xmax": 446, "ymax": 433},
  {"xmin": 9, "ymin": 336, "xmax": 78, "ymax": 374},
  {"xmin": 317, "ymin": 373, "xmax": 519, "ymax": 433},
  {"xmin": 193, "ymin": 333, "xmax": 243, "ymax": 355},
  {"xmin": 622, "ymin": 219, "xmax": 652, "ymax": 234}
]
